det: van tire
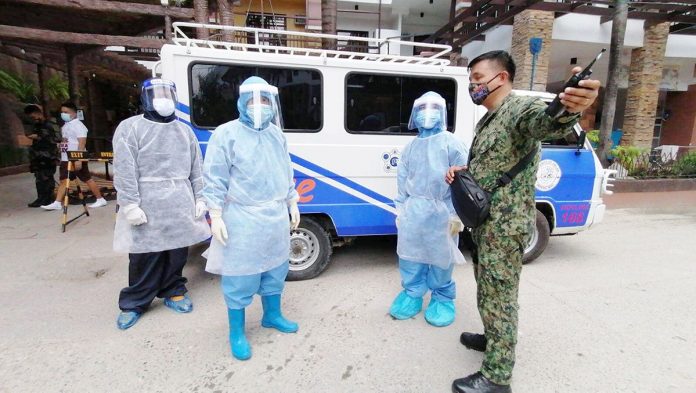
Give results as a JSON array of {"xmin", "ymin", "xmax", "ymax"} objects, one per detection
[
  {"xmin": 287, "ymin": 216, "xmax": 333, "ymax": 281},
  {"xmin": 523, "ymin": 210, "xmax": 550, "ymax": 264}
]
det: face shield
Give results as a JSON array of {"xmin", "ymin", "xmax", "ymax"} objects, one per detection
[
  {"xmin": 141, "ymin": 79, "xmax": 178, "ymax": 117},
  {"xmin": 239, "ymin": 83, "xmax": 283, "ymax": 130},
  {"xmin": 407, "ymin": 93, "xmax": 447, "ymax": 131}
]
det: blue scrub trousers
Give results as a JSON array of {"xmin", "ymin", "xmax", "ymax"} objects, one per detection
[
  {"xmin": 221, "ymin": 262, "xmax": 289, "ymax": 309},
  {"xmin": 399, "ymin": 258, "xmax": 455, "ymax": 301}
]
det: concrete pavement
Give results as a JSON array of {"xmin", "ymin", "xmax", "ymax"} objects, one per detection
[{"xmin": 1, "ymin": 172, "xmax": 695, "ymax": 393}]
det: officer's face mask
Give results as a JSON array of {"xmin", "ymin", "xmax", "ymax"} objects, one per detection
[
  {"xmin": 468, "ymin": 73, "xmax": 503, "ymax": 105},
  {"xmin": 60, "ymin": 113, "xmax": 72, "ymax": 122},
  {"xmin": 152, "ymin": 98, "xmax": 176, "ymax": 117}
]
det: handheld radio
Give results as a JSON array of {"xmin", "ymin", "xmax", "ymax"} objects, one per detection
[{"xmin": 545, "ymin": 48, "xmax": 606, "ymax": 118}]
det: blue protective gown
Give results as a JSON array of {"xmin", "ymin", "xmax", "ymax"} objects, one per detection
[
  {"xmin": 202, "ymin": 119, "xmax": 299, "ymax": 277},
  {"xmin": 395, "ymin": 131, "xmax": 468, "ymax": 270}
]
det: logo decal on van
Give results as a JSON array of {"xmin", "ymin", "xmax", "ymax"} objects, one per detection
[
  {"xmin": 535, "ymin": 159, "xmax": 562, "ymax": 191},
  {"xmin": 382, "ymin": 149, "xmax": 400, "ymax": 173}
]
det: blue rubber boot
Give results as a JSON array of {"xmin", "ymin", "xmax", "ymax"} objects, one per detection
[
  {"xmin": 227, "ymin": 308, "xmax": 251, "ymax": 360},
  {"xmin": 116, "ymin": 311, "xmax": 141, "ymax": 330},
  {"xmin": 424, "ymin": 298, "xmax": 455, "ymax": 327},
  {"xmin": 261, "ymin": 295, "xmax": 299, "ymax": 333},
  {"xmin": 389, "ymin": 291, "xmax": 423, "ymax": 320},
  {"xmin": 164, "ymin": 294, "xmax": 193, "ymax": 313}
]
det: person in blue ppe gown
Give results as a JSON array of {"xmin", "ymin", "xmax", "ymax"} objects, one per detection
[
  {"xmin": 389, "ymin": 91, "xmax": 468, "ymax": 327},
  {"xmin": 113, "ymin": 78, "xmax": 211, "ymax": 330},
  {"xmin": 202, "ymin": 76, "xmax": 301, "ymax": 361}
]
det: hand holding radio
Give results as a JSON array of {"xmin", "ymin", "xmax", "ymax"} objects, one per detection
[{"xmin": 546, "ymin": 49, "xmax": 604, "ymax": 118}]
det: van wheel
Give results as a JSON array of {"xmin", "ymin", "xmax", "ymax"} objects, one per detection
[
  {"xmin": 287, "ymin": 216, "xmax": 333, "ymax": 281},
  {"xmin": 523, "ymin": 210, "xmax": 550, "ymax": 264}
]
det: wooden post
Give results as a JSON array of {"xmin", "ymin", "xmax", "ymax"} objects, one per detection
[
  {"xmin": 194, "ymin": 0, "xmax": 209, "ymax": 39},
  {"xmin": 37, "ymin": 63, "xmax": 49, "ymax": 116},
  {"xmin": 66, "ymin": 46, "xmax": 80, "ymax": 106}
]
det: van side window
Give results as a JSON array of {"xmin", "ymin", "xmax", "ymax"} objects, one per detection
[
  {"xmin": 190, "ymin": 63, "xmax": 322, "ymax": 132},
  {"xmin": 345, "ymin": 72, "xmax": 456, "ymax": 135}
]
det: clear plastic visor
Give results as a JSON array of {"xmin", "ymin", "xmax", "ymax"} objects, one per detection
[
  {"xmin": 240, "ymin": 84, "xmax": 284, "ymax": 129},
  {"xmin": 407, "ymin": 96, "xmax": 447, "ymax": 130},
  {"xmin": 142, "ymin": 85, "xmax": 177, "ymax": 112}
]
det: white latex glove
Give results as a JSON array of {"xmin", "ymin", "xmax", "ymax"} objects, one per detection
[
  {"xmin": 122, "ymin": 204, "xmax": 147, "ymax": 226},
  {"xmin": 195, "ymin": 199, "xmax": 207, "ymax": 218},
  {"xmin": 209, "ymin": 208, "xmax": 228, "ymax": 246},
  {"xmin": 448, "ymin": 216, "xmax": 464, "ymax": 235},
  {"xmin": 289, "ymin": 201, "xmax": 300, "ymax": 230}
]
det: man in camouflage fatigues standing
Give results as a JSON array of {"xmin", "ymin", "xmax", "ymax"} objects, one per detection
[
  {"xmin": 24, "ymin": 105, "xmax": 60, "ymax": 207},
  {"xmin": 446, "ymin": 51, "xmax": 600, "ymax": 393}
]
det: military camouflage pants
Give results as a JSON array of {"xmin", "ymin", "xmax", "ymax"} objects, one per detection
[
  {"xmin": 33, "ymin": 166, "xmax": 56, "ymax": 203},
  {"xmin": 472, "ymin": 230, "xmax": 526, "ymax": 385}
]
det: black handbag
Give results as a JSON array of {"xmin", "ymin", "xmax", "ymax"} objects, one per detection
[{"xmin": 451, "ymin": 147, "xmax": 536, "ymax": 228}]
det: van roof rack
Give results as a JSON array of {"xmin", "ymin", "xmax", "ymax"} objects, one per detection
[{"xmin": 171, "ymin": 22, "xmax": 452, "ymax": 66}]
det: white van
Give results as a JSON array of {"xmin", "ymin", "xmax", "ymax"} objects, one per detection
[{"xmin": 157, "ymin": 22, "xmax": 615, "ymax": 280}]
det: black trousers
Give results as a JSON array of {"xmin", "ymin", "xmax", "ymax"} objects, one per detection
[
  {"xmin": 33, "ymin": 166, "xmax": 56, "ymax": 203},
  {"xmin": 118, "ymin": 247, "xmax": 189, "ymax": 313}
]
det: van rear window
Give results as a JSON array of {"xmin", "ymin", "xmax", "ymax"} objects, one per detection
[
  {"xmin": 345, "ymin": 72, "xmax": 456, "ymax": 135},
  {"xmin": 190, "ymin": 63, "xmax": 322, "ymax": 132}
]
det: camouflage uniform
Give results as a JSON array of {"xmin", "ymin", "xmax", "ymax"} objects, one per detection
[
  {"xmin": 28, "ymin": 120, "xmax": 60, "ymax": 204},
  {"xmin": 468, "ymin": 93, "xmax": 579, "ymax": 385}
]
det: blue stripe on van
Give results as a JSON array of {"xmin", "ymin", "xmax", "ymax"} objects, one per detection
[{"xmin": 290, "ymin": 154, "xmax": 394, "ymax": 206}]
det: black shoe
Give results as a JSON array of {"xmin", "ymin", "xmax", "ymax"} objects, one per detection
[
  {"xmin": 28, "ymin": 199, "xmax": 42, "ymax": 208},
  {"xmin": 452, "ymin": 372, "xmax": 511, "ymax": 393},
  {"xmin": 460, "ymin": 332, "xmax": 487, "ymax": 352}
]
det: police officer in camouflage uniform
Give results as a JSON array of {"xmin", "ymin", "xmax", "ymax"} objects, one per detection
[
  {"xmin": 445, "ymin": 51, "xmax": 600, "ymax": 393},
  {"xmin": 24, "ymin": 105, "xmax": 60, "ymax": 208}
]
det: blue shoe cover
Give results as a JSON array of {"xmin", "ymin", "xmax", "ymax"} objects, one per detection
[
  {"xmin": 228, "ymin": 308, "xmax": 251, "ymax": 360},
  {"xmin": 261, "ymin": 295, "xmax": 299, "ymax": 333},
  {"xmin": 117, "ymin": 311, "xmax": 141, "ymax": 330},
  {"xmin": 389, "ymin": 291, "xmax": 423, "ymax": 320},
  {"xmin": 164, "ymin": 294, "xmax": 193, "ymax": 313},
  {"xmin": 424, "ymin": 298, "xmax": 455, "ymax": 327}
]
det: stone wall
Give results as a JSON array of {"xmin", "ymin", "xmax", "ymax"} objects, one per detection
[
  {"xmin": 622, "ymin": 21, "xmax": 670, "ymax": 148},
  {"xmin": 510, "ymin": 10, "xmax": 555, "ymax": 91}
]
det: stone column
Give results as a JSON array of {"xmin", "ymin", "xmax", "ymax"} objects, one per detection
[
  {"xmin": 622, "ymin": 21, "xmax": 670, "ymax": 148},
  {"xmin": 510, "ymin": 10, "xmax": 554, "ymax": 91}
]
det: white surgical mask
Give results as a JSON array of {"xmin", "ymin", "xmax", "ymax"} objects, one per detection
[
  {"xmin": 60, "ymin": 113, "xmax": 72, "ymax": 122},
  {"xmin": 152, "ymin": 98, "xmax": 175, "ymax": 117}
]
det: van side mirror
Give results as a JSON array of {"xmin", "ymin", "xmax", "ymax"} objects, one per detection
[{"xmin": 576, "ymin": 130, "xmax": 587, "ymax": 155}]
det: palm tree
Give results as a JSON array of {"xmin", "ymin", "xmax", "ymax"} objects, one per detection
[
  {"xmin": 598, "ymin": 0, "xmax": 628, "ymax": 166},
  {"xmin": 218, "ymin": 0, "xmax": 235, "ymax": 41},
  {"xmin": 194, "ymin": 0, "xmax": 210, "ymax": 39},
  {"xmin": 321, "ymin": 0, "xmax": 337, "ymax": 50}
]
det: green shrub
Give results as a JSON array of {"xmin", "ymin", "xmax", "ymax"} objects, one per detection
[
  {"xmin": 586, "ymin": 130, "xmax": 599, "ymax": 144},
  {"xmin": 612, "ymin": 145, "xmax": 648, "ymax": 172},
  {"xmin": 0, "ymin": 70, "xmax": 37, "ymax": 103},
  {"xmin": 673, "ymin": 152, "xmax": 696, "ymax": 177},
  {"xmin": 45, "ymin": 75, "xmax": 69, "ymax": 101}
]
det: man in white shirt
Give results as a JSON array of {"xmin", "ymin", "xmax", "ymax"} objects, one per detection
[{"xmin": 41, "ymin": 102, "xmax": 108, "ymax": 210}]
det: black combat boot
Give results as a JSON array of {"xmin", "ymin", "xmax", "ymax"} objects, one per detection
[
  {"xmin": 28, "ymin": 198, "xmax": 42, "ymax": 208},
  {"xmin": 460, "ymin": 332, "xmax": 487, "ymax": 352},
  {"xmin": 452, "ymin": 372, "xmax": 511, "ymax": 393}
]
